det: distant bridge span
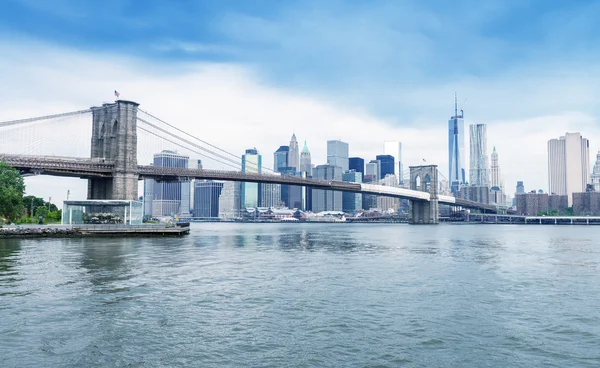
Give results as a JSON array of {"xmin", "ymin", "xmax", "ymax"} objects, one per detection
[{"xmin": 1, "ymin": 153, "xmax": 498, "ymax": 213}]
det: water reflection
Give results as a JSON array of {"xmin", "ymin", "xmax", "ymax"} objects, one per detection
[
  {"xmin": 0, "ymin": 240, "xmax": 22, "ymax": 296},
  {"xmin": 78, "ymin": 238, "xmax": 137, "ymax": 292}
]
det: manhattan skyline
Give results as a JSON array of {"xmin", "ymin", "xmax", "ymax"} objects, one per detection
[{"xmin": 1, "ymin": 1, "xmax": 600, "ymax": 204}]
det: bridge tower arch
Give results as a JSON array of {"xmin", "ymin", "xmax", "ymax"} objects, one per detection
[
  {"xmin": 409, "ymin": 165, "xmax": 439, "ymax": 224},
  {"xmin": 88, "ymin": 100, "xmax": 139, "ymax": 200}
]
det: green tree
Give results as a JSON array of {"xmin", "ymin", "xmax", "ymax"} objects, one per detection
[
  {"xmin": 23, "ymin": 195, "xmax": 45, "ymax": 217},
  {"xmin": 0, "ymin": 162, "xmax": 25, "ymax": 222},
  {"xmin": 35, "ymin": 206, "xmax": 48, "ymax": 219}
]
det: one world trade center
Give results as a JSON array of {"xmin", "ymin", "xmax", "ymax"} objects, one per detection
[{"xmin": 448, "ymin": 93, "xmax": 466, "ymax": 194}]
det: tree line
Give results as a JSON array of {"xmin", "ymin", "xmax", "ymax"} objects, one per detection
[{"xmin": 0, "ymin": 162, "xmax": 61, "ymax": 224}]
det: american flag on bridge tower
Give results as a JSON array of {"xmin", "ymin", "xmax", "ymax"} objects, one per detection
[{"xmin": 114, "ymin": 90, "xmax": 120, "ymax": 98}]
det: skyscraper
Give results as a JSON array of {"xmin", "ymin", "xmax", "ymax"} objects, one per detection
[
  {"xmin": 591, "ymin": 151, "xmax": 600, "ymax": 192},
  {"xmin": 274, "ymin": 145, "xmax": 289, "ymax": 171},
  {"xmin": 149, "ymin": 150, "xmax": 189, "ymax": 217},
  {"xmin": 490, "ymin": 147, "xmax": 503, "ymax": 205},
  {"xmin": 300, "ymin": 140, "xmax": 312, "ymax": 175},
  {"xmin": 376, "ymin": 154, "xmax": 395, "ymax": 179},
  {"xmin": 349, "ymin": 157, "xmax": 365, "ymax": 176},
  {"xmin": 383, "ymin": 141, "xmax": 403, "ymax": 183},
  {"xmin": 218, "ymin": 181, "xmax": 241, "ymax": 218},
  {"xmin": 260, "ymin": 182, "xmax": 282, "ymax": 207},
  {"xmin": 312, "ymin": 164, "xmax": 343, "ymax": 212},
  {"xmin": 327, "ymin": 140, "xmax": 349, "ymax": 171},
  {"xmin": 241, "ymin": 148, "xmax": 262, "ymax": 209},
  {"xmin": 490, "ymin": 147, "xmax": 501, "ymax": 189},
  {"xmin": 365, "ymin": 160, "xmax": 380, "ymax": 183},
  {"xmin": 469, "ymin": 124, "xmax": 490, "ymax": 187},
  {"xmin": 342, "ymin": 170, "xmax": 362, "ymax": 213},
  {"xmin": 288, "ymin": 134, "xmax": 299, "ymax": 172},
  {"xmin": 548, "ymin": 132, "xmax": 590, "ymax": 205},
  {"xmin": 194, "ymin": 180, "xmax": 223, "ymax": 218},
  {"xmin": 448, "ymin": 94, "xmax": 466, "ymax": 190}
]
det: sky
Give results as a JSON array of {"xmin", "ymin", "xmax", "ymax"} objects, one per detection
[{"xmin": 1, "ymin": 0, "xmax": 600, "ymax": 205}]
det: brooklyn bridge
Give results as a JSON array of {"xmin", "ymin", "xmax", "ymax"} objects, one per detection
[{"xmin": 0, "ymin": 100, "xmax": 501, "ymax": 224}]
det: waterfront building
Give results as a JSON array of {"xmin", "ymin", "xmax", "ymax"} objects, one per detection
[
  {"xmin": 469, "ymin": 124, "xmax": 490, "ymax": 187},
  {"xmin": 516, "ymin": 191, "xmax": 549, "ymax": 216},
  {"xmin": 189, "ymin": 159, "xmax": 201, "ymax": 216},
  {"xmin": 548, "ymin": 132, "xmax": 590, "ymax": 206},
  {"xmin": 591, "ymin": 151, "xmax": 600, "ymax": 192},
  {"xmin": 241, "ymin": 148, "xmax": 262, "ymax": 209},
  {"xmin": 218, "ymin": 181, "xmax": 241, "ymax": 218},
  {"xmin": 193, "ymin": 180, "xmax": 223, "ymax": 218},
  {"xmin": 383, "ymin": 141, "xmax": 403, "ymax": 184},
  {"xmin": 448, "ymin": 95, "xmax": 466, "ymax": 191},
  {"xmin": 349, "ymin": 157, "xmax": 365, "ymax": 176},
  {"xmin": 342, "ymin": 170, "xmax": 362, "ymax": 213},
  {"xmin": 278, "ymin": 166, "xmax": 302, "ymax": 208},
  {"xmin": 148, "ymin": 150, "xmax": 190, "ymax": 217},
  {"xmin": 312, "ymin": 164, "xmax": 343, "ymax": 212},
  {"xmin": 143, "ymin": 177, "xmax": 154, "ymax": 217},
  {"xmin": 376, "ymin": 175, "xmax": 400, "ymax": 212},
  {"xmin": 300, "ymin": 140, "xmax": 312, "ymax": 175},
  {"xmin": 572, "ymin": 191, "xmax": 600, "ymax": 215},
  {"xmin": 260, "ymin": 182, "xmax": 282, "ymax": 208},
  {"xmin": 288, "ymin": 134, "xmax": 299, "ymax": 171},
  {"xmin": 327, "ymin": 140, "xmax": 349, "ymax": 172},
  {"xmin": 365, "ymin": 160, "xmax": 380, "ymax": 183},
  {"xmin": 548, "ymin": 194, "xmax": 569, "ymax": 214},
  {"xmin": 376, "ymin": 154, "xmax": 395, "ymax": 180}
]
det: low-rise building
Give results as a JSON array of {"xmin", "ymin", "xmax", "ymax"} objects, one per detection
[
  {"xmin": 516, "ymin": 192, "xmax": 549, "ymax": 216},
  {"xmin": 572, "ymin": 192, "xmax": 600, "ymax": 215}
]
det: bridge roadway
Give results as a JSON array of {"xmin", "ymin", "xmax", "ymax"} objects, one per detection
[{"xmin": 0, "ymin": 154, "xmax": 498, "ymax": 212}]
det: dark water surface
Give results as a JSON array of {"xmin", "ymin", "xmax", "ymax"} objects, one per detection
[{"xmin": 1, "ymin": 223, "xmax": 599, "ymax": 367}]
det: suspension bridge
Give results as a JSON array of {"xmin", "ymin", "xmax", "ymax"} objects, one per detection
[{"xmin": 0, "ymin": 99, "xmax": 500, "ymax": 224}]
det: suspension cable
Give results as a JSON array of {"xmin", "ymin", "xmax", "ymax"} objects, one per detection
[
  {"xmin": 136, "ymin": 116, "xmax": 275, "ymax": 173},
  {"xmin": 137, "ymin": 125, "xmax": 241, "ymax": 171},
  {"xmin": 0, "ymin": 109, "xmax": 91, "ymax": 128},
  {"xmin": 138, "ymin": 109, "xmax": 243, "ymax": 161}
]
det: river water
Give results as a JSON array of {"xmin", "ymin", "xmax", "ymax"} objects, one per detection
[{"xmin": 1, "ymin": 223, "xmax": 599, "ymax": 367}]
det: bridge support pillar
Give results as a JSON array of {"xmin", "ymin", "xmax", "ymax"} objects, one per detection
[
  {"xmin": 88, "ymin": 100, "xmax": 139, "ymax": 200},
  {"xmin": 408, "ymin": 165, "xmax": 439, "ymax": 224}
]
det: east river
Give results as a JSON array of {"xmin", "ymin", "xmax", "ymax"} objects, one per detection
[{"xmin": 1, "ymin": 223, "xmax": 599, "ymax": 367}]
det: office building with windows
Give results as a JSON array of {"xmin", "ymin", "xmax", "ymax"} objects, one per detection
[
  {"xmin": 312, "ymin": 164, "xmax": 343, "ymax": 212},
  {"xmin": 548, "ymin": 132, "xmax": 590, "ymax": 206},
  {"xmin": 342, "ymin": 170, "xmax": 362, "ymax": 213},
  {"xmin": 327, "ymin": 140, "xmax": 349, "ymax": 172},
  {"xmin": 145, "ymin": 150, "xmax": 190, "ymax": 217},
  {"xmin": 194, "ymin": 180, "xmax": 223, "ymax": 218},
  {"xmin": 376, "ymin": 154, "xmax": 395, "ymax": 180},
  {"xmin": 241, "ymin": 148, "xmax": 262, "ymax": 209},
  {"xmin": 349, "ymin": 157, "xmax": 365, "ymax": 177}
]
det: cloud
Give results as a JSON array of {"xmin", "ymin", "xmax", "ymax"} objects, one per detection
[{"xmin": 1, "ymin": 38, "xmax": 600, "ymax": 207}]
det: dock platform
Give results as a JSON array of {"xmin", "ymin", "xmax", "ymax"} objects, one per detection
[{"xmin": 0, "ymin": 224, "xmax": 190, "ymax": 238}]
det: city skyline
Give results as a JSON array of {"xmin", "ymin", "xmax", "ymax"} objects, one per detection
[{"xmin": 2, "ymin": 1, "xmax": 600, "ymax": 204}]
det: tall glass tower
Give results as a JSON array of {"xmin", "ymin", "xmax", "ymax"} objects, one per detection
[
  {"xmin": 241, "ymin": 148, "xmax": 262, "ymax": 209},
  {"xmin": 448, "ymin": 94, "xmax": 466, "ymax": 192}
]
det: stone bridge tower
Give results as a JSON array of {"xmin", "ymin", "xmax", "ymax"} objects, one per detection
[
  {"xmin": 409, "ymin": 165, "xmax": 439, "ymax": 224},
  {"xmin": 88, "ymin": 100, "xmax": 139, "ymax": 200}
]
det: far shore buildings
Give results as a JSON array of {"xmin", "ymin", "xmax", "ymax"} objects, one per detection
[{"xmin": 548, "ymin": 132, "xmax": 589, "ymax": 206}]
